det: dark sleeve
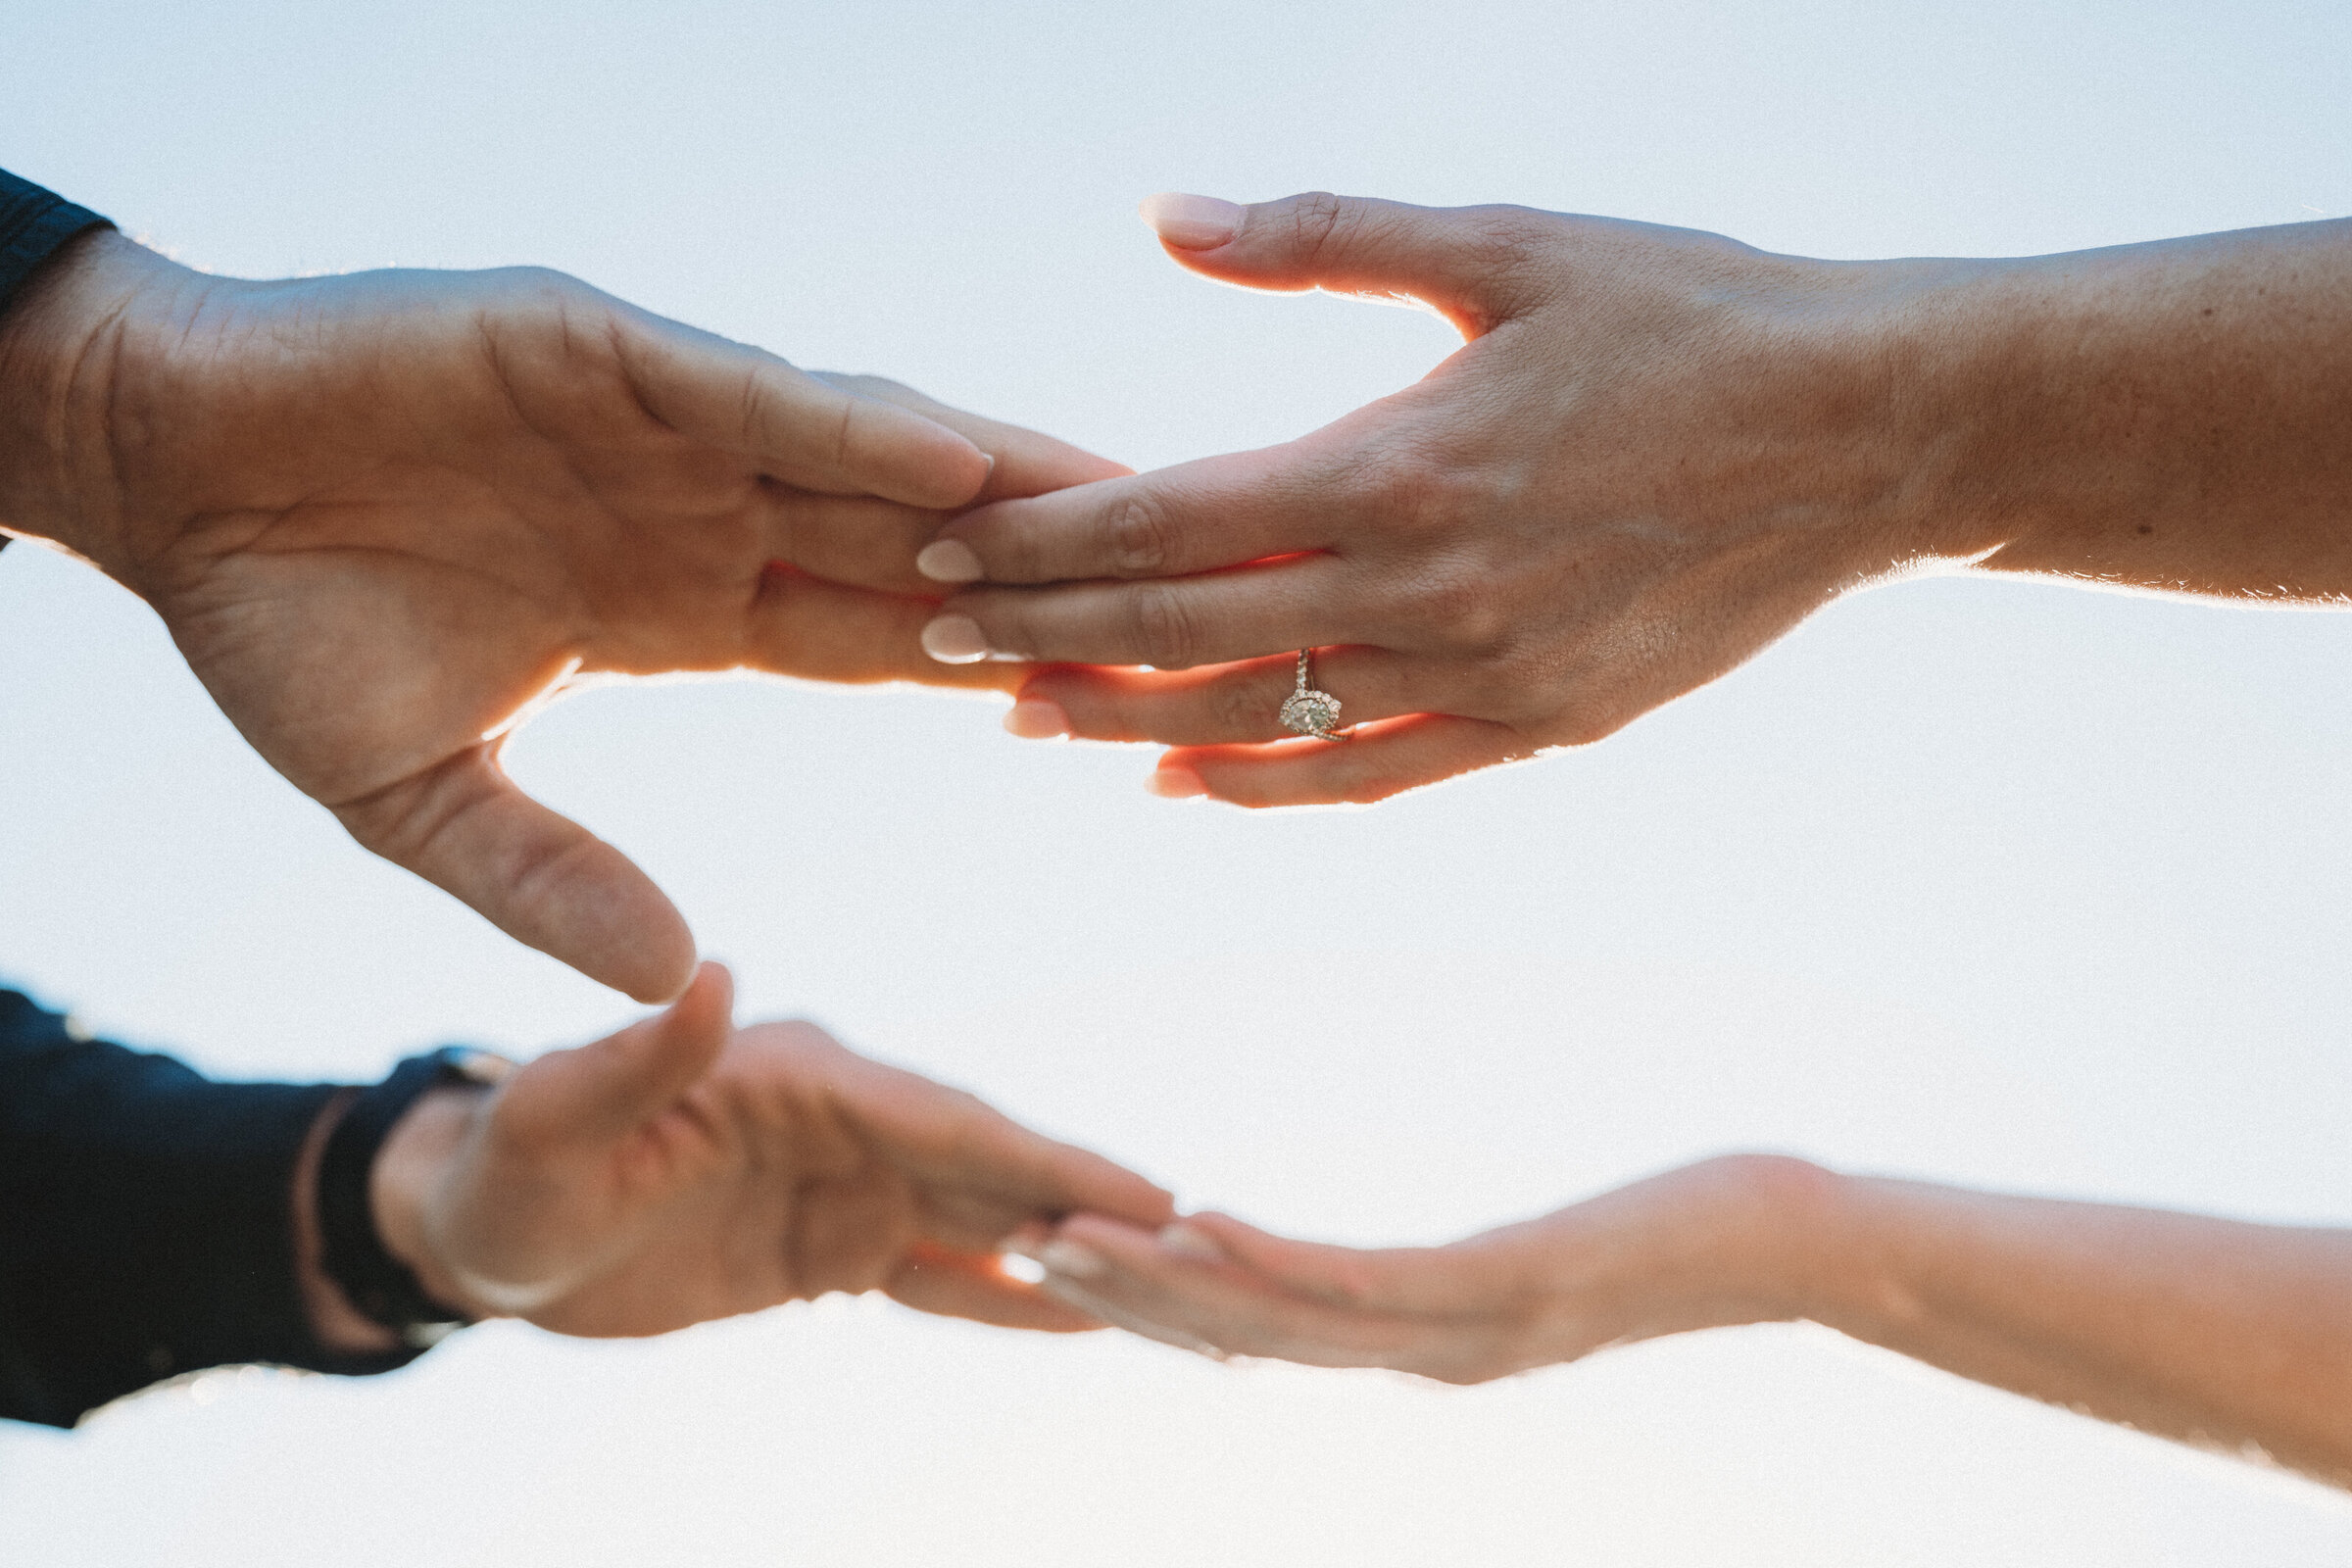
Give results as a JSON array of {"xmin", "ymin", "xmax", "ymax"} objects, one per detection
[
  {"xmin": 0, "ymin": 170, "xmax": 111, "ymax": 316},
  {"xmin": 0, "ymin": 172, "xmax": 114, "ymax": 562},
  {"xmin": 0, "ymin": 985, "xmax": 421, "ymax": 1428}
]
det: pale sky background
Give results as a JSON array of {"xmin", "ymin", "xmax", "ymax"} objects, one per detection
[{"xmin": 5, "ymin": 1, "xmax": 2352, "ymax": 1562}]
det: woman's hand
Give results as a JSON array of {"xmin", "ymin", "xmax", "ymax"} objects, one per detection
[
  {"xmin": 1019, "ymin": 1155, "xmax": 1830, "ymax": 1382},
  {"xmin": 918, "ymin": 193, "xmax": 2352, "ymax": 808},
  {"xmin": 0, "ymin": 231, "xmax": 1125, "ymax": 1001},
  {"xmin": 916, "ymin": 192, "xmax": 1954, "ymax": 806},
  {"xmin": 1028, "ymin": 1153, "xmax": 2352, "ymax": 1489},
  {"xmin": 370, "ymin": 962, "xmax": 1174, "ymax": 1337}
]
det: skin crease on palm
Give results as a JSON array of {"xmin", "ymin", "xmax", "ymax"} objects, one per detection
[
  {"xmin": 338, "ymin": 962, "xmax": 1177, "ymax": 1342},
  {"xmin": 917, "ymin": 192, "xmax": 2352, "ymax": 809},
  {"xmin": 0, "ymin": 228, "xmax": 1128, "ymax": 1002}
]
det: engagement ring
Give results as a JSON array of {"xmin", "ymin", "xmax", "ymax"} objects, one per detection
[{"xmin": 1279, "ymin": 650, "xmax": 1346, "ymax": 741}]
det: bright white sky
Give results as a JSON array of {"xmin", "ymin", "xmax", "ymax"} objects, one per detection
[{"xmin": 5, "ymin": 1, "xmax": 2352, "ymax": 1563}]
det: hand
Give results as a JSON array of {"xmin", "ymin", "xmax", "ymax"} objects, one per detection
[
  {"xmin": 911, "ymin": 191, "xmax": 1981, "ymax": 807},
  {"xmin": 0, "ymin": 231, "xmax": 1125, "ymax": 999},
  {"xmin": 1017, "ymin": 1155, "xmax": 1833, "ymax": 1381},
  {"xmin": 368, "ymin": 962, "xmax": 1174, "ymax": 1337}
]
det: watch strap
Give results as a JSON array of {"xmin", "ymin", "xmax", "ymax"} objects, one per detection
[{"xmin": 318, "ymin": 1046, "xmax": 510, "ymax": 1348}]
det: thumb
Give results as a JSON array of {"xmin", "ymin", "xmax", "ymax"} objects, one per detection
[
  {"xmin": 1139, "ymin": 190, "xmax": 1544, "ymax": 335},
  {"xmin": 332, "ymin": 742, "xmax": 698, "ymax": 1004},
  {"xmin": 499, "ymin": 960, "xmax": 737, "ymax": 1150}
]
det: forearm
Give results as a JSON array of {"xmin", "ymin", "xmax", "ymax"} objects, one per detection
[
  {"xmin": 1808, "ymin": 1174, "xmax": 2352, "ymax": 1485},
  {"xmin": 0, "ymin": 985, "xmax": 420, "ymax": 1425},
  {"xmin": 1892, "ymin": 220, "xmax": 2352, "ymax": 598}
]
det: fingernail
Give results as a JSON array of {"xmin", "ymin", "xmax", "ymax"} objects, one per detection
[
  {"xmin": 1157, "ymin": 1223, "xmax": 1226, "ymax": 1262},
  {"xmin": 1145, "ymin": 765, "xmax": 1207, "ymax": 800},
  {"xmin": 915, "ymin": 538, "xmax": 985, "ymax": 584},
  {"xmin": 999, "ymin": 1222, "xmax": 1051, "ymax": 1258},
  {"xmin": 1140, "ymin": 192, "xmax": 1244, "ymax": 250},
  {"xmin": 1004, "ymin": 698, "xmax": 1071, "ymax": 739},
  {"xmin": 1038, "ymin": 1239, "xmax": 1106, "ymax": 1281},
  {"xmin": 920, "ymin": 613, "xmax": 991, "ymax": 664}
]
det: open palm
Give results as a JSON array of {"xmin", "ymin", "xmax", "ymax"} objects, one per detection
[
  {"xmin": 26, "ymin": 233, "xmax": 1122, "ymax": 999},
  {"xmin": 392, "ymin": 964, "xmax": 1174, "ymax": 1337}
]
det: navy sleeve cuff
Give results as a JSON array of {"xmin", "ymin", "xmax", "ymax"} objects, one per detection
[
  {"xmin": 0, "ymin": 170, "xmax": 112, "ymax": 318},
  {"xmin": 0, "ymin": 987, "xmax": 424, "ymax": 1428}
]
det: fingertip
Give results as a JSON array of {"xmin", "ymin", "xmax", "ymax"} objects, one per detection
[
  {"xmin": 857, "ymin": 403, "xmax": 991, "ymax": 510},
  {"xmin": 1141, "ymin": 192, "xmax": 1245, "ymax": 251},
  {"xmin": 668, "ymin": 959, "xmax": 735, "ymax": 1034},
  {"xmin": 909, "ymin": 427, "xmax": 995, "ymax": 510},
  {"xmin": 915, "ymin": 537, "xmax": 986, "ymax": 584},
  {"xmin": 1145, "ymin": 762, "xmax": 1207, "ymax": 799},
  {"xmin": 1004, "ymin": 696, "xmax": 1071, "ymax": 740},
  {"xmin": 595, "ymin": 895, "xmax": 701, "ymax": 1004}
]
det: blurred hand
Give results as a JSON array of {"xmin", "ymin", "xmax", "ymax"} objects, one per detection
[
  {"xmin": 0, "ymin": 231, "xmax": 1125, "ymax": 999},
  {"xmin": 372, "ymin": 962, "xmax": 1174, "ymax": 1337},
  {"xmin": 1016, "ymin": 1155, "xmax": 1827, "ymax": 1381}
]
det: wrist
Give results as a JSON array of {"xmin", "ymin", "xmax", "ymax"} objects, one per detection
[
  {"xmin": 1511, "ymin": 1153, "xmax": 1852, "ymax": 1364},
  {"xmin": 1809, "ymin": 255, "xmax": 2030, "ymax": 572},
  {"xmin": 0, "ymin": 227, "xmax": 189, "ymax": 575},
  {"xmin": 1683, "ymin": 1152, "xmax": 1858, "ymax": 1328},
  {"xmin": 292, "ymin": 1091, "xmax": 404, "ymax": 1354},
  {"xmin": 370, "ymin": 1084, "xmax": 501, "ymax": 1321}
]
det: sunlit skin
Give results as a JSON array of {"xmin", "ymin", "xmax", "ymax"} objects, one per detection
[
  {"xmin": 290, "ymin": 962, "xmax": 1174, "ymax": 1349},
  {"xmin": 917, "ymin": 192, "xmax": 2352, "ymax": 808},
  {"xmin": 1024, "ymin": 1156, "xmax": 2352, "ymax": 1490},
  {"xmin": 0, "ymin": 230, "xmax": 1126, "ymax": 1002}
]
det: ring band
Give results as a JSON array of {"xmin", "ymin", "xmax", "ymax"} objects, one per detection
[{"xmin": 1279, "ymin": 650, "xmax": 1346, "ymax": 741}]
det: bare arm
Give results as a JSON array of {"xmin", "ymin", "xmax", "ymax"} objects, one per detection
[
  {"xmin": 1024, "ymin": 1155, "xmax": 2352, "ymax": 1488},
  {"xmin": 1924, "ymin": 219, "xmax": 2352, "ymax": 598},
  {"xmin": 1818, "ymin": 1175, "xmax": 2352, "ymax": 1484},
  {"xmin": 921, "ymin": 195, "xmax": 2352, "ymax": 805}
]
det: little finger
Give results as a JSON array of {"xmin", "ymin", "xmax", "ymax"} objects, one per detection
[{"xmin": 1158, "ymin": 713, "xmax": 1538, "ymax": 808}]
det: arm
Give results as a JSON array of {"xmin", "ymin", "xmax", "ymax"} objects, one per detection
[
  {"xmin": 331, "ymin": 961, "xmax": 1173, "ymax": 1341},
  {"xmin": 0, "ymin": 170, "xmax": 1126, "ymax": 1001},
  {"xmin": 915, "ymin": 193, "xmax": 2352, "ymax": 807},
  {"xmin": 0, "ymin": 986, "xmax": 417, "ymax": 1426},
  {"xmin": 1023, "ymin": 1155, "xmax": 2352, "ymax": 1488},
  {"xmin": 1, "ymin": 967, "xmax": 1173, "ymax": 1425}
]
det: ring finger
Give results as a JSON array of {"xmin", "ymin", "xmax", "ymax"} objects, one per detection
[{"xmin": 1011, "ymin": 646, "xmax": 1443, "ymax": 746}]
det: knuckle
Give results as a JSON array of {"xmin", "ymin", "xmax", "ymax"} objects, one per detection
[
  {"xmin": 1101, "ymin": 491, "xmax": 1176, "ymax": 576},
  {"xmin": 1354, "ymin": 445, "xmax": 1479, "ymax": 543},
  {"xmin": 1286, "ymin": 190, "xmax": 1353, "ymax": 267},
  {"xmin": 1122, "ymin": 583, "xmax": 1201, "ymax": 668},
  {"xmin": 1409, "ymin": 559, "xmax": 1510, "ymax": 652},
  {"xmin": 1457, "ymin": 205, "xmax": 1560, "ymax": 313}
]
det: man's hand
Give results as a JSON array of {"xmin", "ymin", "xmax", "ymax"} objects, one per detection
[
  {"xmin": 0, "ymin": 231, "xmax": 1125, "ymax": 1000},
  {"xmin": 368, "ymin": 962, "xmax": 1175, "ymax": 1337},
  {"xmin": 916, "ymin": 193, "xmax": 2352, "ymax": 808}
]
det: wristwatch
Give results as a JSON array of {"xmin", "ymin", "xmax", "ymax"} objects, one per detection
[{"xmin": 318, "ymin": 1046, "xmax": 514, "ymax": 1348}]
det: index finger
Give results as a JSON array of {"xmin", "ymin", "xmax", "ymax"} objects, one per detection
[
  {"xmin": 834, "ymin": 1054, "xmax": 1178, "ymax": 1230},
  {"xmin": 920, "ymin": 444, "xmax": 1344, "ymax": 588},
  {"xmin": 617, "ymin": 314, "xmax": 992, "ymax": 509}
]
